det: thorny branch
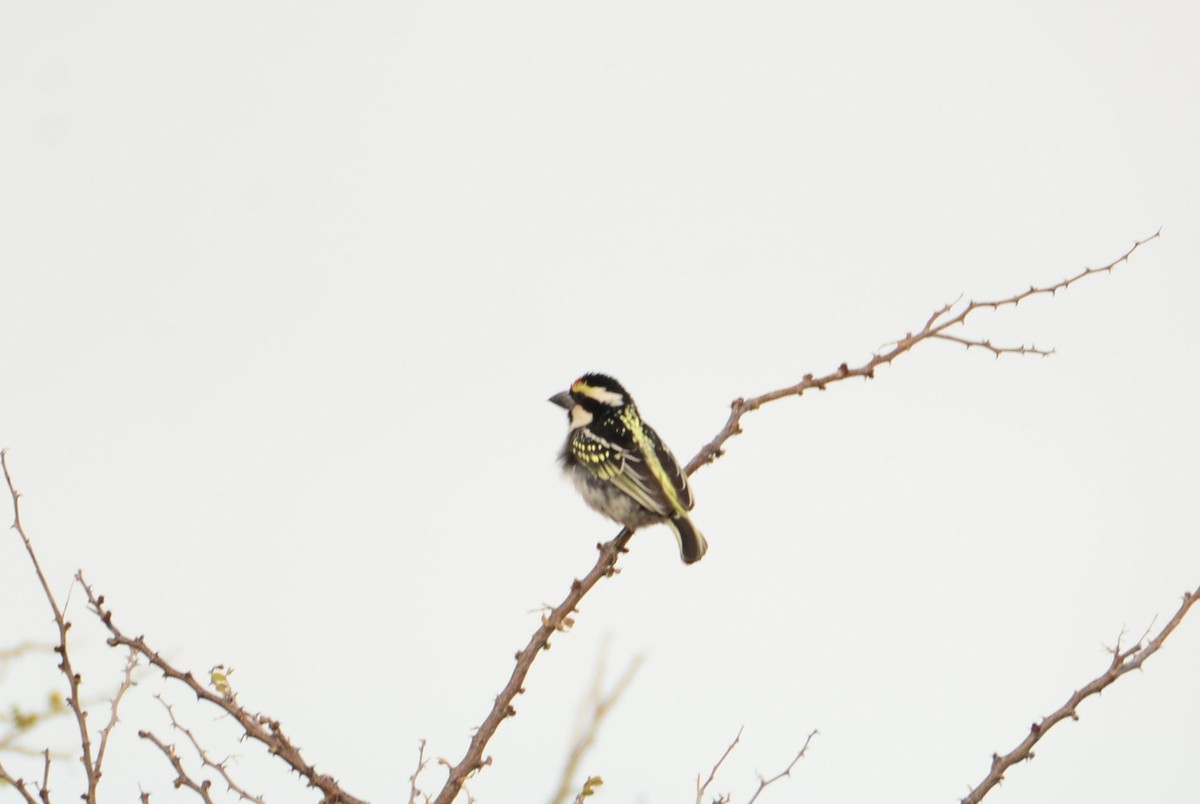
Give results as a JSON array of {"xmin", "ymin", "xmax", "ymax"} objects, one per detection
[
  {"xmin": 3, "ymin": 450, "xmax": 363, "ymax": 804},
  {"xmin": 745, "ymin": 730, "xmax": 819, "ymax": 804},
  {"xmin": 961, "ymin": 585, "xmax": 1200, "ymax": 804},
  {"xmin": 156, "ymin": 695, "xmax": 266, "ymax": 804},
  {"xmin": 695, "ymin": 727, "xmax": 743, "ymax": 804},
  {"xmin": 40, "ymin": 751, "xmax": 51, "ymax": 804},
  {"xmin": 93, "ymin": 648, "xmax": 139, "ymax": 790},
  {"xmin": 0, "ymin": 758, "xmax": 39, "ymax": 804},
  {"xmin": 430, "ymin": 527, "xmax": 636, "ymax": 804},
  {"xmin": 2, "ymin": 233, "xmax": 1179, "ymax": 804},
  {"xmin": 687, "ymin": 230, "xmax": 1160, "ymax": 473},
  {"xmin": 78, "ymin": 578, "xmax": 367, "ymax": 804},
  {"xmin": 694, "ymin": 728, "xmax": 818, "ymax": 804},
  {"xmin": 3, "ymin": 449, "xmax": 98, "ymax": 803},
  {"xmin": 140, "ymin": 729, "xmax": 214, "ymax": 804},
  {"xmin": 432, "ymin": 232, "xmax": 1164, "ymax": 804}
]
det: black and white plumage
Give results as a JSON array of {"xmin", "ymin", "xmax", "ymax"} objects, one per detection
[{"xmin": 550, "ymin": 373, "xmax": 708, "ymax": 564}]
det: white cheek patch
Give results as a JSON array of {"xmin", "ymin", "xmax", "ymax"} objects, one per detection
[{"xmin": 569, "ymin": 405, "xmax": 594, "ymax": 430}]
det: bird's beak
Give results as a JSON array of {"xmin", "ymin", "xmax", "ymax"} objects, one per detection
[{"xmin": 549, "ymin": 391, "xmax": 573, "ymax": 409}]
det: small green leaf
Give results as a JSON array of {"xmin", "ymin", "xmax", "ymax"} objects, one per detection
[
  {"xmin": 577, "ymin": 775, "xmax": 603, "ymax": 799},
  {"xmin": 210, "ymin": 664, "xmax": 235, "ymax": 694}
]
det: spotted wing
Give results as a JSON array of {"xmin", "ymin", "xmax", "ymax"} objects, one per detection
[
  {"xmin": 569, "ymin": 429, "xmax": 627, "ymax": 482},
  {"xmin": 570, "ymin": 427, "xmax": 674, "ymax": 518}
]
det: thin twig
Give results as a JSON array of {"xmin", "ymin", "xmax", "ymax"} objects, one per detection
[
  {"xmin": 0, "ymin": 759, "xmax": 39, "ymax": 804},
  {"xmin": 929, "ymin": 333, "xmax": 1054, "ymax": 358},
  {"xmin": 696, "ymin": 727, "xmax": 743, "ymax": 804},
  {"xmin": 40, "ymin": 750, "xmax": 51, "ymax": 804},
  {"xmin": 430, "ymin": 233, "xmax": 1161, "ymax": 804},
  {"xmin": 156, "ymin": 695, "xmax": 267, "ymax": 804},
  {"xmin": 687, "ymin": 230, "xmax": 1161, "ymax": 473},
  {"xmin": 409, "ymin": 739, "xmax": 431, "ymax": 804},
  {"xmin": 2, "ymin": 450, "xmax": 98, "ymax": 803},
  {"xmin": 744, "ymin": 730, "xmax": 818, "ymax": 804},
  {"xmin": 431, "ymin": 527, "xmax": 635, "ymax": 804},
  {"xmin": 961, "ymin": 585, "xmax": 1200, "ymax": 804},
  {"xmin": 79, "ymin": 577, "xmax": 366, "ymax": 804},
  {"xmin": 139, "ymin": 730, "xmax": 214, "ymax": 804},
  {"xmin": 93, "ymin": 647, "xmax": 139, "ymax": 793}
]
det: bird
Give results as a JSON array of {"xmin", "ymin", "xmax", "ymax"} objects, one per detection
[{"xmin": 549, "ymin": 373, "xmax": 708, "ymax": 564}]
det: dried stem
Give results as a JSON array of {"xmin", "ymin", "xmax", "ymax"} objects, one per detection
[
  {"xmin": 157, "ymin": 695, "xmax": 266, "ymax": 804},
  {"xmin": 80, "ymin": 577, "xmax": 366, "ymax": 804},
  {"xmin": 686, "ymin": 230, "xmax": 1160, "ymax": 473},
  {"xmin": 431, "ymin": 527, "xmax": 635, "ymax": 804},
  {"xmin": 40, "ymin": 751, "xmax": 51, "ymax": 804},
  {"xmin": 409, "ymin": 739, "xmax": 431, "ymax": 804},
  {"xmin": 93, "ymin": 648, "xmax": 139, "ymax": 793},
  {"xmin": 695, "ymin": 727, "xmax": 743, "ymax": 804},
  {"xmin": 962, "ymin": 585, "xmax": 1200, "ymax": 804},
  {"xmin": 139, "ymin": 730, "xmax": 213, "ymax": 804},
  {"xmin": 928, "ymin": 332, "xmax": 1053, "ymax": 358},
  {"xmin": 694, "ymin": 728, "xmax": 818, "ymax": 804},
  {"xmin": 431, "ymin": 233, "xmax": 1161, "ymax": 804},
  {"xmin": 2, "ymin": 233, "xmax": 1169, "ymax": 804},
  {"xmin": 2, "ymin": 450, "xmax": 98, "ymax": 802},
  {"xmin": 744, "ymin": 730, "xmax": 818, "ymax": 804},
  {"xmin": 0, "ymin": 759, "xmax": 39, "ymax": 804}
]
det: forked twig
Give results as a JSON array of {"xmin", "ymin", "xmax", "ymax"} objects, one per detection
[
  {"xmin": 744, "ymin": 730, "xmax": 818, "ymax": 804},
  {"xmin": 93, "ymin": 648, "xmax": 139, "ymax": 788},
  {"xmin": 3, "ymin": 449, "xmax": 98, "ymax": 803},
  {"xmin": 695, "ymin": 727, "xmax": 743, "ymax": 804},
  {"xmin": 432, "ymin": 233, "xmax": 1161, "ymax": 804},
  {"xmin": 139, "ymin": 729, "xmax": 213, "ymax": 804},
  {"xmin": 694, "ymin": 728, "xmax": 818, "ymax": 804},
  {"xmin": 687, "ymin": 230, "xmax": 1160, "ymax": 472},
  {"xmin": 409, "ymin": 739, "xmax": 431, "ymax": 804},
  {"xmin": 431, "ymin": 526, "xmax": 635, "ymax": 804},
  {"xmin": 961, "ymin": 586, "xmax": 1200, "ymax": 803},
  {"xmin": 80, "ymin": 578, "xmax": 366, "ymax": 804},
  {"xmin": 156, "ymin": 695, "xmax": 266, "ymax": 804},
  {"xmin": 2, "ymin": 234, "xmax": 1171, "ymax": 804},
  {"xmin": 0, "ymin": 759, "xmax": 39, "ymax": 804}
]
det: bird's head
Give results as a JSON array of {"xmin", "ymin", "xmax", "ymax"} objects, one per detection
[{"xmin": 549, "ymin": 373, "xmax": 631, "ymax": 429}]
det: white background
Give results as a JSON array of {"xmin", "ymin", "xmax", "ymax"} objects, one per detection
[{"xmin": 2, "ymin": 3, "xmax": 1198, "ymax": 803}]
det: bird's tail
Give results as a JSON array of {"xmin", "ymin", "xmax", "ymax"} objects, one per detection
[{"xmin": 668, "ymin": 514, "xmax": 708, "ymax": 565}]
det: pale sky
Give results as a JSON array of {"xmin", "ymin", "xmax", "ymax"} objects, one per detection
[{"xmin": 2, "ymin": 2, "xmax": 1198, "ymax": 803}]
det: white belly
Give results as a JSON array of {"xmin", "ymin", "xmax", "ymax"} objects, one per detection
[{"xmin": 567, "ymin": 464, "xmax": 660, "ymax": 528}]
